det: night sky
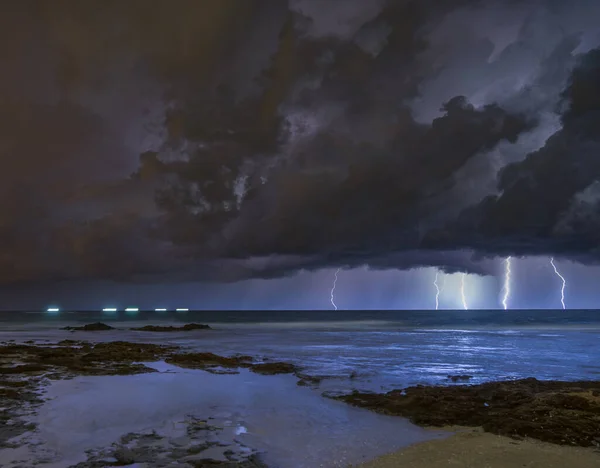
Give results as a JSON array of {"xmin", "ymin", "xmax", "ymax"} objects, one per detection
[{"xmin": 1, "ymin": 0, "xmax": 600, "ymax": 311}]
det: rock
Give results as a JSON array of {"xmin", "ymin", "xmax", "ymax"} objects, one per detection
[
  {"xmin": 0, "ymin": 364, "xmax": 47, "ymax": 375},
  {"xmin": 57, "ymin": 339, "xmax": 85, "ymax": 346},
  {"xmin": 448, "ymin": 374, "xmax": 473, "ymax": 382},
  {"xmin": 130, "ymin": 323, "xmax": 211, "ymax": 332},
  {"xmin": 170, "ymin": 435, "xmax": 192, "ymax": 447},
  {"xmin": 296, "ymin": 374, "xmax": 324, "ymax": 386},
  {"xmin": 250, "ymin": 362, "xmax": 298, "ymax": 375},
  {"xmin": 0, "ymin": 341, "xmax": 176, "ymax": 377},
  {"xmin": 166, "ymin": 353, "xmax": 248, "ymax": 371},
  {"xmin": 334, "ymin": 378, "xmax": 600, "ymax": 447},
  {"xmin": 166, "ymin": 352, "xmax": 299, "ymax": 377},
  {"xmin": 61, "ymin": 322, "xmax": 115, "ymax": 331},
  {"xmin": 113, "ymin": 446, "xmax": 136, "ymax": 464},
  {"xmin": 185, "ymin": 454, "xmax": 269, "ymax": 467}
]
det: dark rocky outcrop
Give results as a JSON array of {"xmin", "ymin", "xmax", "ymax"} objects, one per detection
[
  {"xmin": 131, "ymin": 323, "xmax": 211, "ymax": 332},
  {"xmin": 165, "ymin": 352, "xmax": 299, "ymax": 377},
  {"xmin": 166, "ymin": 352, "xmax": 252, "ymax": 372},
  {"xmin": 448, "ymin": 374, "xmax": 473, "ymax": 382},
  {"xmin": 62, "ymin": 322, "xmax": 115, "ymax": 331},
  {"xmin": 186, "ymin": 456, "xmax": 269, "ymax": 467},
  {"xmin": 0, "ymin": 341, "xmax": 176, "ymax": 377},
  {"xmin": 334, "ymin": 378, "xmax": 600, "ymax": 447},
  {"xmin": 250, "ymin": 362, "xmax": 298, "ymax": 375},
  {"xmin": 296, "ymin": 374, "xmax": 325, "ymax": 387}
]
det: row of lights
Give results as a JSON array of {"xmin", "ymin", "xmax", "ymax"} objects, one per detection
[{"xmin": 46, "ymin": 308, "xmax": 189, "ymax": 312}]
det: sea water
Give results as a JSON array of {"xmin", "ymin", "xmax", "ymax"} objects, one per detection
[
  {"xmin": 1, "ymin": 309, "xmax": 599, "ymax": 467},
  {"xmin": 1, "ymin": 309, "xmax": 599, "ymax": 393}
]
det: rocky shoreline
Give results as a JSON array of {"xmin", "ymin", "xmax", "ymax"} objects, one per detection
[
  {"xmin": 61, "ymin": 322, "xmax": 212, "ymax": 332},
  {"xmin": 0, "ymin": 329, "xmax": 324, "ymax": 467},
  {"xmin": 335, "ymin": 378, "xmax": 600, "ymax": 448},
  {"xmin": 2, "ymin": 324, "xmax": 600, "ymax": 466}
]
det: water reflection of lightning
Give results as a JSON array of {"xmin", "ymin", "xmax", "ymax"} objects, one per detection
[
  {"xmin": 434, "ymin": 271, "xmax": 441, "ymax": 310},
  {"xmin": 330, "ymin": 268, "xmax": 341, "ymax": 310},
  {"xmin": 549, "ymin": 257, "xmax": 566, "ymax": 310},
  {"xmin": 460, "ymin": 273, "xmax": 468, "ymax": 310},
  {"xmin": 502, "ymin": 256, "xmax": 512, "ymax": 310}
]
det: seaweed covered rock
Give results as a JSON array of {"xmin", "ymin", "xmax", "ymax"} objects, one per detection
[
  {"xmin": 165, "ymin": 353, "xmax": 252, "ymax": 373},
  {"xmin": 250, "ymin": 362, "xmax": 298, "ymax": 375},
  {"xmin": 166, "ymin": 353, "xmax": 299, "ymax": 377},
  {"xmin": 131, "ymin": 323, "xmax": 211, "ymax": 332},
  {"xmin": 334, "ymin": 378, "xmax": 600, "ymax": 447},
  {"xmin": 62, "ymin": 322, "xmax": 115, "ymax": 331},
  {"xmin": 0, "ymin": 341, "xmax": 176, "ymax": 377}
]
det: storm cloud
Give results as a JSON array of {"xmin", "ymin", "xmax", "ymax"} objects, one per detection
[{"xmin": 0, "ymin": 0, "xmax": 599, "ymax": 286}]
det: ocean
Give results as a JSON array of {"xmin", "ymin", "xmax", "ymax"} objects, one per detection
[{"xmin": 2, "ymin": 309, "xmax": 599, "ymax": 393}]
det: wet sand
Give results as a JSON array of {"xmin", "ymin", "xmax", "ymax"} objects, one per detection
[{"xmin": 357, "ymin": 427, "xmax": 600, "ymax": 468}]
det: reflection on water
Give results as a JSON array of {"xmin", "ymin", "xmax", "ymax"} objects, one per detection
[
  {"xmin": 23, "ymin": 366, "xmax": 442, "ymax": 468},
  {"xmin": 2, "ymin": 323, "xmax": 599, "ymax": 394}
]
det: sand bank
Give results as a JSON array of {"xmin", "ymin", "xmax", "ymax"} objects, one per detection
[{"xmin": 356, "ymin": 427, "xmax": 600, "ymax": 468}]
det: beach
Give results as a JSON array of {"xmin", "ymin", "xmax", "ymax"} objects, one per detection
[
  {"xmin": 1, "ymin": 315, "xmax": 599, "ymax": 466},
  {"xmin": 356, "ymin": 428, "xmax": 600, "ymax": 468},
  {"xmin": 0, "ymin": 329, "xmax": 445, "ymax": 467}
]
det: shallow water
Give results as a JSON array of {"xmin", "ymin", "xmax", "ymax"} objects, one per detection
[
  {"xmin": 2, "ymin": 311, "xmax": 599, "ymax": 466},
  {"xmin": 3, "ymin": 324, "xmax": 599, "ymax": 393},
  {"xmin": 2, "ymin": 365, "xmax": 444, "ymax": 468}
]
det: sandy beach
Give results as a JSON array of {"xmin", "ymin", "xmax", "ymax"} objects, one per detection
[{"xmin": 357, "ymin": 427, "xmax": 600, "ymax": 468}]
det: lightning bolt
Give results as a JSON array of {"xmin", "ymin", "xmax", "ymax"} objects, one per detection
[
  {"xmin": 330, "ymin": 268, "xmax": 340, "ymax": 310},
  {"xmin": 460, "ymin": 273, "xmax": 468, "ymax": 310},
  {"xmin": 434, "ymin": 271, "xmax": 441, "ymax": 310},
  {"xmin": 549, "ymin": 257, "xmax": 566, "ymax": 310},
  {"xmin": 502, "ymin": 256, "xmax": 512, "ymax": 310}
]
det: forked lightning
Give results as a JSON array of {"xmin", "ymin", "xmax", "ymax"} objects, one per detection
[
  {"xmin": 549, "ymin": 257, "xmax": 566, "ymax": 310},
  {"xmin": 502, "ymin": 256, "xmax": 512, "ymax": 310},
  {"xmin": 460, "ymin": 273, "xmax": 468, "ymax": 310},
  {"xmin": 330, "ymin": 268, "xmax": 341, "ymax": 310},
  {"xmin": 434, "ymin": 271, "xmax": 441, "ymax": 310}
]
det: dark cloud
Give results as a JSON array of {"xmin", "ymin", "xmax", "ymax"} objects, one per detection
[
  {"xmin": 0, "ymin": 0, "xmax": 599, "ymax": 286},
  {"xmin": 424, "ymin": 47, "xmax": 600, "ymax": 260}
]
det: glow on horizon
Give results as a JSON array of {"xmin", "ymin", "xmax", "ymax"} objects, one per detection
[
  {"xmin": 460, "ymin": 273, "xmax": 468, "ymax": 310},
  {"xmin": 155, "ymin": 308, "xmax": 167, "ymax": 312},
  {"xmin": 330, "ymin": 268, "xmax": 340, "ymax": 311},
  {"xmin": 502, "ymin": 256, "xmax": 512, "ymax": 310},
  {"xmin": 176, "ymin": 308, "xmax": 189, "ymax": 312},
  {"xmin": 103, "ymin": 308, "xmax": 117, "ymax": 312},
  {"xmin": 125, "ymin": 308, "xmax": 139, "ymax": 312},
  {"xmin": 47, "ymin": 307, "xmax": 60, "ymax": 313},
  {"xmin": 550, "ymin": 257, "xmax": 566, "ymax": 309}
]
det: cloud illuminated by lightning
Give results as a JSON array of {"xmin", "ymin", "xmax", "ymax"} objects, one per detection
[
  {"xmin": 549, "ymin": 257, "xmax": 566, "ymax": 310},
  {"xmin": 460, "ymin": 273, "xmax": 468, "ymax": 310},
  {"xmin": 434, "ymin": 271, "xmax": 440, "ymax": 310},
  {"xmin": 330, "ymin": 268, "xmax": 340, "ymax": 310},
  {"xmin": 502, "ymin": 256, "xmax": 512, "ymax": 310}
]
